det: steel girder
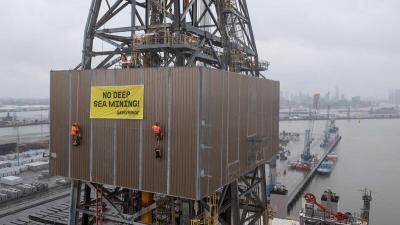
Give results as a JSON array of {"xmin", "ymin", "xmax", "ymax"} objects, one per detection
[
  {"xmin": 80, "ymin": 0, "xmax": 267, "ymax": 76},
  {"xmin": 194, "ymin": 164, "xmax": 268, "ymax": 225},
  {"xmin": 68, "ymin": 180, "xmax": 168, "ymax": 225},
  {"xmin": 68, "ymin": 164, "xmax": 268, "ymax": 225}
]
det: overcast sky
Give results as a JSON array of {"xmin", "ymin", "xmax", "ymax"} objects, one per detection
[{"xmin": 0, "ymin": 0, "xmax": 399, "ymax": 99}]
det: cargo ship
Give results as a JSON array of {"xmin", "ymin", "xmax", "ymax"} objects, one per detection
[
  {"xmin": 321, "ymin": 119, "xmax": 340, "ymax": 148},
  {"xmin": 289, "ymin": 159, "xmax": 316, "ymax": 171},
  {"xmin": 299, "ymin": 189, "xmax": 372, "ymax": 225},
  {"xmin": 326, "ymin": 152, "xmax": 338, "ymax": 161},
  {"xmin": 317, "ymin": 153, "xmax": 338, "ymax": 174},
  {"xmin": 317, "ymin": 160, "xmax": 334, "ymax": 174},
  {"xmin": 271, "ymin": 189, "xmax": 372, "ymax": 225}
]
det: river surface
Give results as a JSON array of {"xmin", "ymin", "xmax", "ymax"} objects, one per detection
[
  {"xmin": 280, "ymin": 119, "xmax": 400, "ymax": 225},
  {"xmin": 0, "ymin": 110, "xmax": 49, "ymax": 139},
  {"xmin": 0, "ymin": 109, "xmax": 48, "ymax": 121}
]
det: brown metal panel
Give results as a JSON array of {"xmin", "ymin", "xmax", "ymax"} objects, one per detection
[
  {"xmin": 142, "ymin": 67, "xmax": 168, "ymax": 194},
  {"xmin": 260, "ymin": 79, "xmax": 279, "ymax": 162},
  {"xmin": 212, "ymin": 69, "xmax": 225, "ymax": 194},
  {"xmin": 219, "ymin": 70, "xmax": 229, "ymax": 187},
  {"xmin": 114, "ymin": 69, "xmax": 142, "ymax": 189},
  {"xmin": 239, "ymin": 75, "xmax": 253, "ymax": 173},
  {"xmin": 199, "ymin": 71, "xmax": 281, "ymax": 198},
  {"xmin": 49, "ymin": 71, "xmax": 70, "ymax": 177},
  {"xmin": 272, "ymin": 81, "xmax": 277, "ymax": 158},
  {"xmin": 199, "ymin": 68, "xmax": 226, "ymax": 198},
  {"xmin": 68, "ymin": 72, "xmax": 78, "ymax": 178},
  {"xmin": 259, "ymin": 79, "xmax": 266, "ymax": 161},
  {"xmin": 237, "ymin": 73, "xmax": 249, "ymax": 184},
  {"xmin": 272, "ymin": 82, "xmax": 280, "ymax": 158},
  {"xmin": 249, "ymin": 77, "xmax": 258, "ymax": 171},
  {"xmin": 50, "ymin": 68, "xmax": 279, "ymax": 200},
  {"xmin": 91, "ymin": 70, "xmax": 115, "ymax": 185},
  {"xmin": 199, "ymin": 68, "xmax": 209, "ymax": 198},
  {"xmin": 169, "ymin": 67, "xmax": 198, "ymax": 199},
  {"xmin": 226, "ymin": 73, "xmax": 241, "ymax": 182},
  {"xmin": 201, "ymin": 68, "xmax": 230, "ymax": 195},
  {"xmin": 261, "ymin": 79, "xmax": 272, "ymax": 161},
  {"xmin": 261, "ymin": 79, "xmax": 268, "ymax": 163},
  {"xmin": 258, "ymin": 79, "xmax": 265, "ymax": 162},
  {"xmin": 69, "ymin": 70, "xmax": 91, "ymax": 181},
  {"xmin": 269, "ymin": 81, "xmax": 276, "ymax": 160}
]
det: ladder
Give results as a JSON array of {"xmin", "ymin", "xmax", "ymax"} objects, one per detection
[{"xmin": 190, "ymin": 193, "xmax": 219, "ymax": 225}]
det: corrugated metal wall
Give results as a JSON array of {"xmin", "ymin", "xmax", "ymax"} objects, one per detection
[
  {"xmin": 50, "ymin": 67, "xmax": 279, "ymax": 200},
  {"xmin": 169, "ymin": 68, "xmax": 198, "ymax": 198},
  {"xmin": 49, "ymin": 71, "xmax": 69, "ymax": 176},
  {"xmin": 198, "ymin": 69, "xmax": 280, "ymax": 199},
  {"xmin": 74, "ymin": 70, "xmax": 92, "ymax": 181},
  {"xmin": 114, "ymin": 69, "xmax": 142, "ymax": 189},
  {"xmin": 141, "ymin": 68, "xmax": 168, "ymax": 194}
]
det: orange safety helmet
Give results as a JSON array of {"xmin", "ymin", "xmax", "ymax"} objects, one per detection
[
  {"xmin": 152, "ymin": 123, "xmax": 161, "ymax": 134},
  {"xmin": 71, "ymin": 123, "xmax": 79, "ymax": 136}
]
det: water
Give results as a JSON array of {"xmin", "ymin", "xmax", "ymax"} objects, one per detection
[
  {"xmin": 0, "ymin": 109, "xmax": 48, "ymax": 121},
  {"xmin": 280, "ymin": 119, "xmax": 400, "ymax": 225},
  {"xmin": 0, "ymin": 125, "xmax": 49, "ymax": 139},
  {"xmin": 0, "ymin": 109, "xmax": 49, "ymax": 139}
]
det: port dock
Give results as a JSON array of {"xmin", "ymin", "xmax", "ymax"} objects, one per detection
[{"xmin": 286, "ymin": 136, "xmax": 342, "ymax": 212}]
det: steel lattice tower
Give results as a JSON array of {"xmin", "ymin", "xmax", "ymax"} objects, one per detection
[
  {"xmin": 78, "ymin": 0, "xmax": 268, "ymax": 76},
  {"xmin": 66, "ymin": 1, "xmax": 270, "ymax": 225}
]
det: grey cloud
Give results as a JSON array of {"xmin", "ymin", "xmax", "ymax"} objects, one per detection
[
  {"xmin": 0, "ymin": 0, "xmax": 399, "ymax": 99},
  {"xmin": 247, "ymin": 0, "xmax": 400, "ymax": 98}
]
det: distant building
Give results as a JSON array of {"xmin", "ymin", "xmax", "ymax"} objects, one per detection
[
  {"xmin": 335, "ymin": 85, "xmax": 339, "ymax": 100},
  {"xmin": 324, "ymin": 92, "xmax": 330, "ymax": 102},
  {"xmin": 351, "ymin": 96, "xmax": 361, "ymax": 107},
  {"xmin": 370, "ymin": 107, "xmax": 398, "ymax": 115},
  {"xmin": 389, "ymin": 89, "xmax": 400, "ymax": 105},
  {"xmin": 1, "ymin": 112, "xmax": 13, "ymax": 122}
]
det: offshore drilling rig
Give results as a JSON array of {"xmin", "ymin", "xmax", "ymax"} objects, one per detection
[
  {"xmin": 79, "ymin": 0, "xmax": 268, "ymax": 73},
  {"xmin": 49, "ymin": 1, "xmax": 279, "ymax": 225}
]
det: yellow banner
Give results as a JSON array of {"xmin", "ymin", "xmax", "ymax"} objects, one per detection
[{"xmin": 90, "ymin": 85, "xmax": 144, "ymax": 119}]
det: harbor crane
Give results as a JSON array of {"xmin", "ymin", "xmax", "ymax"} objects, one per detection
[
  {"xmin": 361, "ymin": 188, "xmax": 372, "ymax": 224},
  {"xmin": 301, "ymin": 93, "xmax": 320, "ymax": 164}
]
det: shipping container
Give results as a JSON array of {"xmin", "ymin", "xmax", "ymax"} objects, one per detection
[{"xmin": 50, "ymin": 67, "xmax": 279, "ymax": 200}]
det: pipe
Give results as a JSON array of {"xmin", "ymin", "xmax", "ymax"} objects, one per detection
[
  {"xmin": 140, "ymin": 191, "xmax": 153, "ymax": 224},
  {"xmin": 183, "ymin": 0, "xmax": 189, "ymax": 8}
]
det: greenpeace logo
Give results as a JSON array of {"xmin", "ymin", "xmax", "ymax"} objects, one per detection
[{"xmin": 117, "ymin": 110, "xmax": 140, "ymax": 115}]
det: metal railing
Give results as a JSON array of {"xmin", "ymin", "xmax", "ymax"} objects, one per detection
[{"xmin": 132, "ymin": 32, "xmax": 199, "ymax": 47}]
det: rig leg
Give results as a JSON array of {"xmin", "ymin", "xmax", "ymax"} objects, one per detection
[
  {"xmin": 68, "ymin": 180, "xmax": 81, "ymax": 225},
  {"xmin": 83, "ymin": 184, "xmax": 91, "ymax": 225},
  {"xmin": 237, "ymin": 165, "xmax": 268, "ymax": 225},
  {"xmin": 260, "ymin": 164, "xmax": 269, "ymax": 225},
  {"xmin": 230, "ymin": 181, "xmax": 240, "ymax": 225}
]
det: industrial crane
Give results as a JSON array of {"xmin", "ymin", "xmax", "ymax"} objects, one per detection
[
  {"xmin": 321, "ymin": 105, "xmax": 331, "ymax": 148},
  {"xmin": 304, "ymin": 193, "xmax": 350, "ymax": 221},
  {"xmin": 361, "ymin": 188, "xmax": 372, "ymax": 223},
  {"xmin": 301, "ymin": 93, "xmax": 320, "ymax": 164},
  {"xmin": 267, "ymin": 156, "xmax": 287, "ymax": 195}
]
